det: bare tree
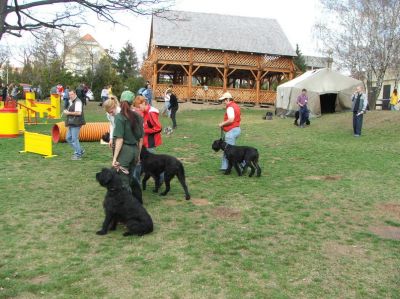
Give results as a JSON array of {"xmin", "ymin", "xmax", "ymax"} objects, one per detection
[
  {"xmin": 0, "ymin": 0, "xmax": 173, "ymax": 40},
  {"xmin": 315, "ymin": 0, "xmax": 400, "ymax": 109}
]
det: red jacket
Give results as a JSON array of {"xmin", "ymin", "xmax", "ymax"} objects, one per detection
[
  {"xmin": 143, "ymin": 106, "xmax": 162, "ymax": 148},
  {"xmin": 223, "ymin": 101, "xmax": 241, "ymax": 132}
]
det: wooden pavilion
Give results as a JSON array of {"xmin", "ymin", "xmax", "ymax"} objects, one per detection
[{"xmin": 141, "ymin": 11, "xmax": 296, "ymax": 105}]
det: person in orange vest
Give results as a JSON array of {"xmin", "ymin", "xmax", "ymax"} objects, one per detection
[{"xmin": 218, "ymin": 92, "xmax": 241, "ymax": 171}]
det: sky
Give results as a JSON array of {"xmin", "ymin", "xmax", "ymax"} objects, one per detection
[{"xmin": 3, "ymin": 0, "xmax": 323, "ymax": 64}]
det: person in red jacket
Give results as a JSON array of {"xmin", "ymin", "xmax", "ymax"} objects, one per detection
[
  {"xmin": 218, "ymin": 92, "xmax": 241, "ymax": 170},
  {"xmin": 134, "ymin": 96, "xmax": 162, "ymax": 152}
]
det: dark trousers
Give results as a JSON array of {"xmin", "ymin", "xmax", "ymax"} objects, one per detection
[
  {"xmin": 353, "ymin": 112, "xmax": 363, "ymax": 135},
  {"xmin": 299, "ymin": 106, "xmax": 308, "ymax": 126},
  {"xmin": 170, "ymin": 107, "xmax": 178, "ymax": 128}
]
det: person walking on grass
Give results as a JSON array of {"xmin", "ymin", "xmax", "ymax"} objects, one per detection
[
  {"xmin": 390, "ymin": 88, "xmax": 398, "ymax": 111},
  {"xmin": 351, "ymin": 85, "xmax": 368, "ymax": 137},
  {"xmin": 218, "ymin": 92, "xmax": 241, "ymax": 171},
  {"xmin": 296, "ymin": 88, "xmax": 309, "ymax": 128},
  {"xmin": 168, "ymin": 89, "xmax": 179, "ymax": 129},
  {"xmin": 64, "ymin": 89, "xmax": 85, "ymax": 160},
  {"xmin": 161, "ymin": 85, "xmax": 172, "ymax": 117}
]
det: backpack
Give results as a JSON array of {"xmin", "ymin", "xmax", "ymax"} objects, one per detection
[{"xmin": 138, "ymin": 87, "xmax": 146, "ymax": 96}]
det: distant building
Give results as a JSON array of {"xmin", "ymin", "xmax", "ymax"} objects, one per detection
[
  {"xmin": 370, "ymin": 68, "xmax": 400, "ymax": 100},
  {"xmin": 65, "ymin": 34, "xmax": 106, "ymax": 75},
  {"xmin": 303, "ymin": 55, "xmax": 329, "ymax": 71}
]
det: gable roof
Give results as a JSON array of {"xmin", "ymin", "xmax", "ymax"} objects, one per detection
[
  {"xmin": 152, "ymin": 10, "xmax": 296, "ymax": 57},
  {"xmin": 80, "ymin": 33, "xmax": 97, "ymax": 43}
]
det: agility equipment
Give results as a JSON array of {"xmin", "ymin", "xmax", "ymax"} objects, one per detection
[
  {"xmin": 25, "ymin": 93, "xmax": 61, "ymax": 119},
  {"xmin": 52, "ymin": 122, "xmax": 109, "ymax": 143},
  {"xmin": 20, "ymin": 131, "xmax": 57, "ymax": 158},
  {"xmin": 0, "ymin": 106, "xmax": 19, "ymax": 138}
]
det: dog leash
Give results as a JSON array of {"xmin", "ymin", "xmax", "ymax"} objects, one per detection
[{"xmin": 113, "ymin": 162, "xmax": 129, "ymax": 175}]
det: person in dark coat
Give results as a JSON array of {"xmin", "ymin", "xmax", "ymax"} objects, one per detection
[{"xmin": 168, "ymin": 90, "xmax": 179, "ymax": 129}]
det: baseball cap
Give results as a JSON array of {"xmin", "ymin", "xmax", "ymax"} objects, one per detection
[{"xmin": 120, "ymin": 90, "xmax": 135, "ymax": 103}]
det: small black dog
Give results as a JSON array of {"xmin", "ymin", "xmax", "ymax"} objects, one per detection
[
  {"xmin": 140, "ymin": 147, "xmax": 191, "ymax": 200},
  {"xmin": 294, "ymin": 111, "xmax": 310, "ymax": 126},
  {"xmin": 96, "ymin": 168, "xmax": 153, "ymax": 236},
  {"xmin": 101, "ymin": 132, "xmax": 110, "ymax": 143},
  {"xmin": 212, "ymin": 139, "xmax": 261, "ymax": 177}
]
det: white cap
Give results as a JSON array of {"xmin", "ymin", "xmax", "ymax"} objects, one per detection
[{"xmin": 219, "ymin": 92, "xmax": 233, "ymax": 100}]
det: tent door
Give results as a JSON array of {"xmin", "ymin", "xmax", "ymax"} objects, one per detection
[{"xmin": 320, "ymin": 93, "xmax": 337, "ymax": 113}]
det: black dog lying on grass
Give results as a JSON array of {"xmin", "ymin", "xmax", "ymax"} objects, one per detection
[
  {"xmin": 96, "ymin": 168, "xmax": 153, "ymax": 236},
  {"xmin": 140, "ymin": 147, "xmax": 191, "ymax": 200},
  {"xmin": 212, "ymin": 139, "xmax": 262, "ymax": 177}
]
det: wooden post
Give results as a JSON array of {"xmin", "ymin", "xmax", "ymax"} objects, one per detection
[
  {"xmin": 188, "ymin": 49, "xmax": 193, "ymax": 101},
  {"xmin": 152, "ymin": 63, "xmax": 157, "ymax": 100},
  {"xmin": 256, "ymin": 70, "xmax": 261, "ymax": 106},
  {"xmin": 223, "ymin": 52, "xmax": 228, "ymax": 91}
]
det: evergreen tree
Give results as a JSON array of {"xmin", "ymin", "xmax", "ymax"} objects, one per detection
[
  {"xmin": 294, "ymin": 44, "xmax": 307, "ymax": 72},
  {"xmin": 115, "ymin": 42, "xmax": 139, "ymax": 79}
]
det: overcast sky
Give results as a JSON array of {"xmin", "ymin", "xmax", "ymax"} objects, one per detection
[
  {"xmin": 3, "ymin": 0, "xmax": 323, "ymax": 63},
  {"xmin": 77, "ymin": 0, "xmax": 322, "ymax": 59}
]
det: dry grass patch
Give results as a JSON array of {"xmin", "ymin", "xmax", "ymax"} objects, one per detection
[
  {"xmin": 323, "ymin": 241, "xmax": 366, "ymax": 258},
  {"xmin": 305, "ymin": 175, "xmax": 343, "ymax": 181},
  {"xmin": 191, "ymin": 198, "xmax": 211, "ymax": 206},
  {"xmin": 212, "ymin": 206, "xmax": 241, "ymax": 220},
  {"xmin": 29, "ymin": 275, "xmax": 50, "ymax": 285}
]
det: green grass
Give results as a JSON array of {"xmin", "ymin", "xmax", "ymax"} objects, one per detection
[{"xmin": 0, "ymin": 103, "xmax": 399, "ymax": 298}]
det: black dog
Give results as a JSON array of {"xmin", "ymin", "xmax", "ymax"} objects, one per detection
[
  {"xmin": 96, "ymin": 168, "xmax": 153, "ymax": 236},
  {"xmin": 294, "ymin": 111, "xmax": 310, "ymax": 126},
  {"xmin": 101, "ymin": 132, "xmax": 110, "ymax": 143},
  {"xmin": 212, "ymin": 139, "xmax": 261, "ymax": 177},
  {"xmin": 140, "ymin": 147, "xmax": 191, "ymax": 200}
]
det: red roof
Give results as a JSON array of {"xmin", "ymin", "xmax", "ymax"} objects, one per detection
[{"xmin": 80, "ymin": 34, "xmax": 97, "ymax": 42}]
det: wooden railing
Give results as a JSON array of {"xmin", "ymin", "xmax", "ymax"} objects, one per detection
[{"xmin": 154, "ymin": 84, "xmax": 276, "ymax": 105}]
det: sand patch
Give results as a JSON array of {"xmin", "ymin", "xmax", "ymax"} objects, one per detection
[
  {"xmin": 369, "ymin": 226, "xmax": 400, "ymax": 240},
  {"xmin": 191, "ymin": 198, "xmax": 211, "ymax": 206},
  {"xmin": 212, "ymin": 206, "xmax": 241, "ymax": 219}
]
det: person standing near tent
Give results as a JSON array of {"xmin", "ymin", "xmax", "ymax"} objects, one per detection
[
  {"xmin": 351, "ymin": 85, "xmax": 368, "ymax": 137},
  {"xmin": 218, "ymin": 92, "xmax": 241, "ymax": 171},
  {"xmin": 296, "ymin": 89, "xmax": 309, "ymax": 128}
]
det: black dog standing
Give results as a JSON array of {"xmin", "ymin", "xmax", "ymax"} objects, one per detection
[
  {"xmin": 212, "ymin": 139, "xmax": 261, "ymax": 177},
  {"xmin": 140, "ymin": 147, "xmax": 191, "ymax": 200},
  {"xmin": 96, "ymin": 168, "xmax": 153, "ymax": 236}
]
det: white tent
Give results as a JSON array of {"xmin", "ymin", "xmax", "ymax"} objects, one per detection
[{"xmin": 275, "ymin": 68, "xmax": 362, "ymax": 117}]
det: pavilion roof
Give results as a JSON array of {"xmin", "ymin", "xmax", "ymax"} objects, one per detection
[{"xmin": 152, "ymin": 10, "xmax": 296, "ymax": 57}]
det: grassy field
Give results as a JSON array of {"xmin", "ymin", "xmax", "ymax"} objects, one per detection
[{"xmin": 0, "ymin": 102, "xmax": 399, "ymax": 299}]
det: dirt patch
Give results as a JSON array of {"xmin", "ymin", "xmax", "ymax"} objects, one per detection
[
  {"xmin": 324, "ymin": 242, "xmax": 366, "ymax": 258},
  {"xmin": 369, "ymin": 226, "xmax": 400, "ymax": 240},
  {"xmin": 164, "ymin": 200, "xmax": 183, "ymax": 206},
  {"xmin": 305, "ymin": 175, "xmax": 343, "ymax": 181},
  {"xmin": 212, "ymin": 206, "xmax": 241, "ymax": 219},
  {"xmin": 203, "ymin": 176, "xmax": 216, "ymax": 182},
  {"xmin": 376, "ymin": 203, "xmax": 400, "ymax": 219},
  {"xmin": 30, "ymin": 275, "xmax": 49, "ymax": 284},
  {"xmin": 191, "ymin": 198, "xmax": 210, "ymax": 206},
  {"xmin": 178, "ymin": 156, "xmax": 198, "ymax": 164}
]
